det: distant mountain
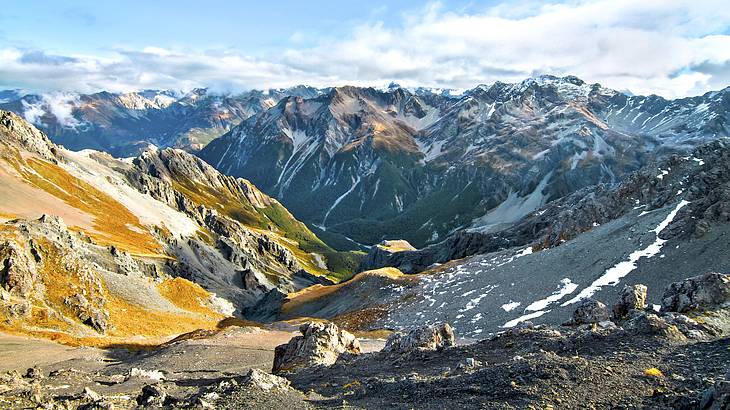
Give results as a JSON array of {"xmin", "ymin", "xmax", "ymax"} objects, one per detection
[
  {"xmin": 198, "ymin": 75, "xmax": 730, "ymax": 248},
  {"xmin": 0, "ymin": 86, "xmax": 323, "ymax": 156}
]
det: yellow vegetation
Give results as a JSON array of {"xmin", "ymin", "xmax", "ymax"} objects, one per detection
[
  {"xmin": 157, "ymin": 277, "xmax": 222, "ymax": 316},
  {"xmin": 643, "ymin": 368, "xmax": 664, "ymax": 378},
  {"xmin": 0, "ymin": 230, "xmax": 222, "ymax": 347},
  {"xmin": 281, "ymin": 268, "xmax": 405, "ymax": 313},
  {"xmin": 15, "ymin": 157, "xmax": 161, "ymax": 255},
  {"xmin": 377, "ymin": 240, "xmax": 416, "ymax": 253}
]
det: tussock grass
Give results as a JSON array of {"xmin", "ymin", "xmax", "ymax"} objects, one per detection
[{"xmin": 19, "ymin": 157, "xmax": 161, "ymax": 255}]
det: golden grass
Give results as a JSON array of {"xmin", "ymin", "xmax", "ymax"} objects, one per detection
[
  {"xmin": 104, "ymin": 294, "xmax": 219, "ymax": 338},
  {"xmin": 0, "ymin": 211, "xmax": 17, "ymax": 220},
  {"xmin": 17, "ymin": 157, "xmax": 161, "ymax": 255},
  {"xmin": 377, "ymin": 240, "xmax": 416, "ymax": 253},
  {"xmin": 281, "ymin": 268, "xmax": 405, "ymax": 313},
  {"xmin": 157, "ymin": 277, "xmax": 224, "ymax": 317}
]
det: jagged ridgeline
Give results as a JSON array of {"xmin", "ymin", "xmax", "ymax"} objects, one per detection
[
  {"xmin": 198, "ymin": 76, "xmax": 730, "ymax": 249},
  {"xmin": 0, "ymin": 110, "xmax": 361, "ymax": 345}
]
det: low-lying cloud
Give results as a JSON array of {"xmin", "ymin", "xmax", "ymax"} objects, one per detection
[{"xmin": 1, "ymin": 0, "xmax": 729, "ymax": 98}]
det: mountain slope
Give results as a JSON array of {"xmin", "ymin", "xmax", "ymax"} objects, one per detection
[
  {"xmin": 0, "ymin": 110, "xmax": 357, "ymax": 343},
  {"xmin": 277, "ymin": 139, "xmax": 730, "ymax": 336},
  {"xmin": 199, "ymin": 76, "xmax": 730, "ymax": 248}
]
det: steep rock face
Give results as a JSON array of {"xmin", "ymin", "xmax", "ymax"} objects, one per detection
[
  {"xmin": 0, "ymin": 215, "xmax": 227, "ymax": 339},
  {"xmin": 200, "ymin": 76, "xmax": 729, "ymax": 248}
]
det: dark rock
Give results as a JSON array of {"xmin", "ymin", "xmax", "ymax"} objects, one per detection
[
  {"xmin": 383, "ymin": 323, "xmax": 456, "ymax": 353},
  {"xmin": 569, "ymin": 299, "xmax": 610, "ymax": 325},
  {"xmin": 662, "ymin": 272, "xmax": 730, "ymax": 313},
  {"xmin": 137, "ymin": 384, "xmax": 167, "ymax": 407}
]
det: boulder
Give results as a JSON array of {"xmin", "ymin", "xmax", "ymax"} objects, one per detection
[
  {"xmin": 272, "ymin": 322, "xmax": 361, "ymax": 373},
  {"xmin": 661, "ymin": 272, "xmax": 730, "ymax": 313},
  {"xmin": 569, "ymin": 299, "xmax": 610, "ymax": 325},
  {"xmin": 613, "ymin": 284, "xmax": 648, "ymax": 319},
  {"xmin": 623, "ymin": 312, "xmax": 687, "ymax": 341},
  {"xmin": 241, "ymin": 368, "xmax": 290, "ymax": 391},
  {"xmin": 383, "ymin": 323, "xmax": 456, "ymax": 353},
  {"xmin": 137, "ymin": 384, "xmax": 167, "ymax": 407}
]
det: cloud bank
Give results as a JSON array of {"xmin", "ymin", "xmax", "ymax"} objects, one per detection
[{"xmin": 1, "ymin": 0, "xmax": 729, "ymax": 98}]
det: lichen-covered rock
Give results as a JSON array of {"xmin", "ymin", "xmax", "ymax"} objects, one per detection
[
  {"xmin": 0, "ymin": 241, "xmax": 37, "ymax": 297},
  {"xmin": 383, "ymin": 323, "xmax": 456, "ymax": 353},
  {"xmin": 272, "ymin": 322, "xmax": 361, "ymax": 373},
  {"xmin": 241, "ymin": 368, "xmax": 291, "ymax": 391},
  {"xmin": 623, "ymin": 312, "xmax": 687, "ymax": 341},
  {"xmin": 64, "ymin": 294, "xmax": 110, "ymax": 334},
  {"xmin": 569, "ymin": 299, "xmax": 610, "ymax": 325},
  {"xmin": 662, "ymin": 272, "xmax": 730, "ymax": 313},
  {"xmin": 613, "ymin": 284, "xmax": 648, "ymax": 319}
]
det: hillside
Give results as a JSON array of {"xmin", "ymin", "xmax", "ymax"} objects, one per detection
[
  {"xmin": 198, "ymin": 76, "xmax": 730, "ymax": 249},
  {"xmin": 275, "ymin": 139, "xmax": 730, "ymax": 337},
  {"xmin": 0, "ymin": 110, "xmax": 358, "ymax": 344}
]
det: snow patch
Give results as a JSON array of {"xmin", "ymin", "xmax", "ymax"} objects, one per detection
[{"xmin": 562, "ymin": 200, "xmax": 690, "ymax": 305}]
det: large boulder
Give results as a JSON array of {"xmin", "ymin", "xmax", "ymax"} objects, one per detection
[
  {"xmin": 613, "ymin": 284, "xmax": 648, "ymax": 320},
  {"xmin": 662, "ymin": 273, "xmax": 730, "ymax": 313},
  {"xmin": 569, "ymin": 299, "xmax": 610, "ymax": 325},
  {"xmin": 272, "ymin": 322, "xmax": 361, "ymax": 373},
  {"xmin": 383, "ymin": 323, "xmax": 455, "ymax": 353}
]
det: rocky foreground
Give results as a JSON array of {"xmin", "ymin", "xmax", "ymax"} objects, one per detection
[{"xmin": 0, "ymin": 273, "xmax": 728, "ymax": 409}]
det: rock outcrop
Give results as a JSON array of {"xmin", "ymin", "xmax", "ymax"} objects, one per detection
[
  {"xmin": 272, "ymin": 322, "xmax": 361, "ymax": 373},
  {"xmin": 613, "ymin": 284, "xmax": 648, "ymax": 319},
  {"xmin": 568, "ymin": 299, "xmax": 610, "ymax": 325},
  {"xmin": 383, "ymin": 323, "xmax": 456, "ymax": 353},
  {"xmin": 661, "ymin": 272, "xmax": 730, "ymax": 313},
  {"xmin": 358, "ymin": 240, "xmax": 417, "ymax": 273}
]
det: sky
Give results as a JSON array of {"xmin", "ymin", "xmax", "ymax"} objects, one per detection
[{"xmin": 1, "ymin": 0, "xmax": 730, "ymax": 98}]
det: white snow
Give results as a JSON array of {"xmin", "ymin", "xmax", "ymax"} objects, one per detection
[
  {"xmin": 322, "ymin": 176, "xmax": 361, "ymax": 226},
  {"xmin": 525, "ymin": 278, "xmax": 578, "ymax": 311},
  {"xmin": 502, "ymin": 310, "xmax": 549, "ymax": 328},
  {"xmin": 501, "ymin": 301, "xmax": 521, "ymax": 312},
  {"xmin": 562, "ymin": 200, "xmax": 690, "ymax": 305}
]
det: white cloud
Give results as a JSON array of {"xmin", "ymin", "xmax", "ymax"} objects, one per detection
[
  {"xmin": 20, "ymin": 92, "xmax": 85, "ymax": 129},
  {"xmin": 1, "ymin": 0, "xmax": 729, "ymax": 98}
]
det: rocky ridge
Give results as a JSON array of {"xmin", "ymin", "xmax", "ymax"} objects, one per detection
[{"xmin": 199, "ymin": 76, "xmax": 730, "ymax": 249}]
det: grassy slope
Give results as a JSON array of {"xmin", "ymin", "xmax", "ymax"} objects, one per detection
[{"xmin": 173, "ymin": 177, "xmax": 362, "ymax": 281}]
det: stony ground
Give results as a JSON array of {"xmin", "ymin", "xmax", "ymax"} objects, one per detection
[
  {"xmin": 0, "ymin": 323, "xmax": 727, "ymax": 409},
  {"xmin": 288, "ymin": 327, "xmax": 730, "ymax": 409}
]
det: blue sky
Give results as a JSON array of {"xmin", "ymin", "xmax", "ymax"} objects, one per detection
[
  {"xmin": 1, "ymin": 0, "xmax": 729, "ymax": 97},
  {"xmin": 2, "ymin": 1, "xmax": 484, "ymax": 53}
]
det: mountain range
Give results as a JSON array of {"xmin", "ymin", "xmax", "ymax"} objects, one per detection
[
  {"xmin": 0, "ymin": 86, "xmax": 322, "ymax": 156},
  {"xmin": 198, "ymin": 75, "xmax": 729, "ymax": 249}
]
